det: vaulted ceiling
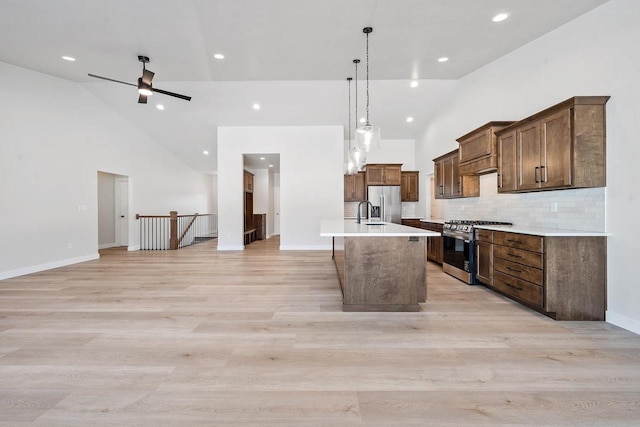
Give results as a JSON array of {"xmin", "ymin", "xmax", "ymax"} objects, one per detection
[{"xmin": 0, "ymin": 0, "xmax": 609, "ymax": 172}]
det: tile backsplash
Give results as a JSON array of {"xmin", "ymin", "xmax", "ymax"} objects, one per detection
[{"xmin": 431, "ymin": 173, "xmax": 605, "ymax": 231}]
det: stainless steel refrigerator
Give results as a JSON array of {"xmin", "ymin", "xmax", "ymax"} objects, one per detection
[{"xmin": 367, "ymin": 186, "xmax": 402, "ymax": 224}]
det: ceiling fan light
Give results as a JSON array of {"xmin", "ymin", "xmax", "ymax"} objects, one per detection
[{"xmin": 137, "ymin": 78, "xmax": 153, "ymax": 96}]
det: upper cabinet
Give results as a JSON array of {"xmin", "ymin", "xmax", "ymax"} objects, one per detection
[
  {"xmin": 457, "ymin": 121, "xmax": 515, "ymax": 175},
  {"xmin": 401, "ymin": 171, "xmax": 419, "ymax": 202},
  {"xmin": 365, "ymin": 164, "xmax": 402, "ymax": 186},
  {"xmin": 433, "ymin": 150, "xmax": 479, "ymax": 199},
  {"xmin": 344, "ymin": 172, "xmax": 366, "ymax": 202},
  {"xmin": 496, "ymin": 96, "xmax": 609, "ymax": 193},
  {"xmin": 243, "ymin": 170, "xmax": 254, "ymax": 193}
]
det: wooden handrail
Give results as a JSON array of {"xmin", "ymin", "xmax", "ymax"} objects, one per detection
[{"xmin": 136, "ymin": 211, "xmax": 216, "ymax": 250}]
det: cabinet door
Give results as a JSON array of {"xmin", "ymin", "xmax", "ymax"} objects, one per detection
[
  {"xmin": 383, "ymin": 165, "xmax": 402, "ymax": 185},
  {"xmin": 498, "ymin": 130, "xmax": 517, "ymax": 192},
  {"xmin": 443, "ymin": 157, "xmax": 454, "ymax": 197},
  {"xmin": 344, "ymin": 175, "xmax": 354, "ymax": 201},
  {"xmin": 451, "ymin": 155, "xmax": 461, "ymax": 197},
  {"xmin": 517, "ymin": 121, "xmax": 542, "ymax": 190},
  {"xmin": 540, "ymin": 109, "xmax": 571, "ymax": 189},
  {"xmin": 354, "ymin": 172, "xmax": 366, "ymax": 201},
  {"xmin": 400, "ymin": 173, "xmax": 409, "ymax": 201},
  {"xmin": 434, "ymin": 161, "xmax": 445, "ymax": 199},
  {"xmin": 401, "ymin": 172, "xmax": 419, "ymax": 202},
  {"xmin": 366, "ymin": 165, "xmax": 385, "ymax": 185},
  {"xmin": 476, "ymin": 241, "xmax": 493, "ymax": 286},
  {"xmin": 408, "ymin": 173, "xmax": 419, "ymax": 201}
]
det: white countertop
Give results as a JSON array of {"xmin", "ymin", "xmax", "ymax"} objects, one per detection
[
  {"xmin": 475, "ymin": 224, "xmax": 610, "ymax": 237},
  {"xmin": 321, "ymin": 220, "xmax": 441, "ymax": 237}
]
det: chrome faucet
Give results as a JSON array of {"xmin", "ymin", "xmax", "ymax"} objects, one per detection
[{"xmin": 356, "ymin": 201, "xmax": 373, "ymax": 224}]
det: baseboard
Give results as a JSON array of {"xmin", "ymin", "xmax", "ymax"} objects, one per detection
[
  {"xmin": 279, "ymin": 245, "xmax": 332, "ymax": 251},
  {"xmin": 99, "ymin": 243, "xmax": 118, "ymax": 250},
  {"xmin": 217, "ymin": 245, "xmax": 245, "ymax": 251},
  {"xmin": 606, "ymin": 310, "xmax": 640, "ymax": 335},
  {"xmin": 127, "ymin": 245, "xmax": 140, "ymax": 251},
  {"xmin": 0, "ymin": 253, "xmax": 100, "ymax": 281}
]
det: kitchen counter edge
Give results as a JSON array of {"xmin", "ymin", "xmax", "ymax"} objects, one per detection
[
  {"xmin": 475, "ymin": 224, "xmax": 610, "ymax": 237},
  {"xmin": 321, "ymin": 219, "xmax": 440, "ymax": 237}
]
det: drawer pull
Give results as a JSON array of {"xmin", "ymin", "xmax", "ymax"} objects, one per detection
[
  {"xmin": 506, "ymin": 266, "xmax": 522, "ymax": 273},
  {"xmin": 507, "ymin": 253, "xmax": 522, "ymax": 259},
  {"xmin": 504, "ymin": 282, "xmax": 523, "ymax": 291},
  {"xmin": 506, "ymin": 239, "xmax": 521, "ymax": 243}
]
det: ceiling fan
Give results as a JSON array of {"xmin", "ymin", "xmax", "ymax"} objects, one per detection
[{"xmin": 88, "ymin": 56, "xmax": 192, "ymax": 103}]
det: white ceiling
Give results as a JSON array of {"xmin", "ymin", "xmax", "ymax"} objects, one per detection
[{"xmin": 0, "ymin": 0, "xmax": 609, "ymax": 172}]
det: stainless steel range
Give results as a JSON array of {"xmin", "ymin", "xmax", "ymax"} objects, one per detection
[{"xmin": 442, "ymin": 220, "xmax": 512, "ymax": 284}]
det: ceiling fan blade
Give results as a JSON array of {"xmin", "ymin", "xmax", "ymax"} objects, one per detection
[
  {"xmin": 141, "ymin": 69, "xmax": 154, "ymax": 85},
  {"xmin": 87, "ymin": 73, "xmax": 137, "ymax": 87},
  {"xmin": 152, "ymin": 87, "xmax": 192, "ymax": 101},
  {"xmin": 138, "ymin": 94, "xmax": 148, "ymax": 104}
]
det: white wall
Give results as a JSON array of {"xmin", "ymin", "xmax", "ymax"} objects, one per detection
[
  {"xmin": 416, "ymin": 0, "xmax": 640, "ymax": 333},
  {"xmin": 218, "ymin": 126, "xmax": 343, "ymax": 250},
  {"xmin": 0, "ymin": 61, "xmax": 213, "ymax": 279}
]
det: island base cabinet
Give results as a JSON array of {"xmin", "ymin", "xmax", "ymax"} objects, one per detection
[{"xmin": 342, "ymin": 236, "xmax": 426, "ymax": 311}]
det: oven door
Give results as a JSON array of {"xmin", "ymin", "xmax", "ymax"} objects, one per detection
[{"xmin": 442, "ymin": 235, "xmax": 473, "ymax": 283}]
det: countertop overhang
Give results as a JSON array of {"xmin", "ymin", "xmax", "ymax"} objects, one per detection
[{"xmin": 321, "ymin": 219, "xmax": 440, "ymax": 237}]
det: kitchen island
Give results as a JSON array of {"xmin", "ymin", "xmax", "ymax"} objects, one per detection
[{"xmin": 321, "ymin": 219, "xmax": 440, "ymax": 312}]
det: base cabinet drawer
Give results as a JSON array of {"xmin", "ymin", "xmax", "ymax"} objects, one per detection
[
  {"xmin": 494, "ymin": 231, "xmax": 543, "ymax": 253},
  {"xmin": 493, "ymin": 245, "xmax": 543, "ymax": 269},
  {"xmin": 494, "ymin": 257, "xmax": 543, "ymax": 286},
  {"xmin": 493, "ymin": 271, "xmax": 543, "ymax": 308}
]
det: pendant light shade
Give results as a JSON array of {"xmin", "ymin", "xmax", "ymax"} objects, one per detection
[{"xmin": 355, "ymin": 27, "xmax": 381, "ymax": 152}]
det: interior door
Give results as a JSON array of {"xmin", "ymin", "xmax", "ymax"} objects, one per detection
[
  {"xmin": 274, "ymin": 186, "xmax": 280, "ymax": 236},
  {"xmin": 115, "ymin": 178, "xmax": 128, "ymax": 246}
]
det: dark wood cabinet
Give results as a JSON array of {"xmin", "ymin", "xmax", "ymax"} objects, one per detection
[
  {"xmin": 401, "ymin": 219, "xmax": 422, "ymax": 228},
  {"xmin": 483, "ymin": 229, "xmax": 606, "ymax": 321},
  {"xmin": 344, "ymin": 172, "xmax": 366, "ymax": 202},
  {"xmin": 401, "ymin": 171, "xmax": 419, "ymax": 202},
  {"xmin": 422, "ymin": 221, "xmax": 443, "ymax": 264},
  {"xmin": 243, "ymin": 170, "xmax": 254, "ymax": 193},
  {"xmin": 365, "ymin": 164, "xmax": 402, "ymax": 186},
  {"xmin": 474, "ymin": 229, "xmax": 494, "ymax": 286},
  {"xmin": 496, "ymin": 96, "xmax": 609, "ymax": 193},
  {"xmin": 457, "ymin": 121, "xmax": 515, "ymax": 175},
  {"xmin": 433, "ymin": 150, "xmax": 479, "ymax": 199}
]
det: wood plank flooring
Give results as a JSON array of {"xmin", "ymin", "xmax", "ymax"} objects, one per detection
[{"xmin": 0, "ymin": 237, "xmax": 639, "ymax": 425}]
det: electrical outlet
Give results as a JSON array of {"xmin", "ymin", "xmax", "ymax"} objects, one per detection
[
  {"xmin": 67, "ymin": 242, "xmax": 73, "ymax": 249},
  {"xmin": 550, "ymin": 202, "xmax": 558, "ymax": 212}
]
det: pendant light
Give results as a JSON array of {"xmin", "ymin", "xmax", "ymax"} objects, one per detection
[
  {"xmin": 344, "ymin": 77, "xmax": 357, "ymax": 175},
  {"xmin": 351, "ymin": 59, "xmax": 366, "ymax": 171},
  {"xmin": 355, "ymin": 27, "xmax": 381, "ymax": 152}
]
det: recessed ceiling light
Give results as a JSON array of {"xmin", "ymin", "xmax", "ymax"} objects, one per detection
[
  {"xmin": 410, "ymin": 80, "xmax": 418, "ymax": 88},
  {"xmin": 259, "ymin": 157, "xmax": 266, "ymax": 160},
  {"xmin": 213, "ymin": 53, "xmax": 225, "ymax": 60},
  {"xmin": 61, "ymin": 56, "xmax": 76, "ymax": 62},
  {"xmin": 406, "ymin": 117, "xmax": 414, "ymax": 123},
  {"xmin": 156, "ymin": 104, "xmax": 165, "ymax": 110},
  {"xmin": 203, "ymin": 150, "xmax": 209, "ymax": 155},
  {"xmin": 438, "ymin": 57, "xmax": 449, "ymax": 63},
  {"xmin": 253, "ymin": 103, "xmax": 261, "ymax": 110},
  {"xmin": 268, "ymin": 164, "xmax": 274, "ymax": 168},
  {"xmin": 492, "ymin": 13, "xmax": 510, "ymax": 22},
  {"xmin": 360, "ymin": 117, "xmax": 366, "ymax": 123}
]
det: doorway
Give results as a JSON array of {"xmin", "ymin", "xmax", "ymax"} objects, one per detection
[{"xmin": 97, "ymin": 171, "xmax": 130, "ymax": 250}]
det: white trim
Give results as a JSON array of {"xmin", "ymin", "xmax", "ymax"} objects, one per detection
[
  {"xmin": 606, "ymin": 310, "xmax": 640, "ymax": 336},
  {"xmin": 127, "ymin": 245, "xmax": 141, "ymax": 251},
  {"xmin": 279, "ymin": 245, "xmax": 332, "ymax": 251},
  {"xmin": 217, "ymin": 245, "xmax": 245, "ymax": 251},
  {"xmin": 99, "ymin": 242, "xmax": 118, "ymax": 250},
  {"xmin": 0, "ymin": 253, "xmax": 100, "ymax": 281}
]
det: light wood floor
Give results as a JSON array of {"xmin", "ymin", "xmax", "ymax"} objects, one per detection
[{"xmin": 1, "ymin": 237, "xmax": 639, "ymax": 426}]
